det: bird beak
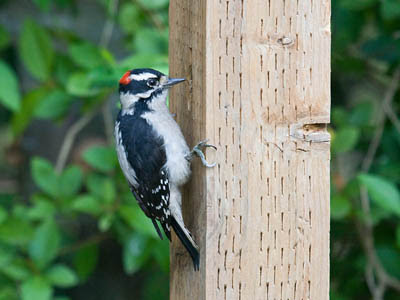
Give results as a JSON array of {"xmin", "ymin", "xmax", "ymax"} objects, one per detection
[{"xmin": 163, "ymin": 78, "xmax": 185, "ymax": 88}]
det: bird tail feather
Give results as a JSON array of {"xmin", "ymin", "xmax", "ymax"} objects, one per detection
[{"xmin": 171, "ymin": 217, "xmax": 199, "ymax": 271}]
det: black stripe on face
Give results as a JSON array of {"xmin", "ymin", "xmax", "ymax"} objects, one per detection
[{"xmin": 119, "ymin": 79, "xmax": 154, "ymax": 95}]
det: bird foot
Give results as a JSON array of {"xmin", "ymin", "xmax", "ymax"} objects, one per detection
[{"xmin": 188, "ymin": 139, "xmax": 217, "ymax": 168}]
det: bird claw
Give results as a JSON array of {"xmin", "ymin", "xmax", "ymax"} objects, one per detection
[{"xmin": 189, "ymin": 139, "xmax": 217, "ymax": 168}]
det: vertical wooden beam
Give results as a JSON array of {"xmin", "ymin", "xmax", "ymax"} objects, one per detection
[{"xmin": 169, "ymin": 1, "xmax": 331, "ymax": 299}]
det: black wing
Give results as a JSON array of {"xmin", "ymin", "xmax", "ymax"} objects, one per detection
[{"xmin": 118, "ymin": 112, "xmax": 171, "ymax": 239}]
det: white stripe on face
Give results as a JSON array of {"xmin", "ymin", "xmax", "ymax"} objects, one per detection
[{"xmin": 129, "ymin": 73, "xmax": 158, "ymax": 81}]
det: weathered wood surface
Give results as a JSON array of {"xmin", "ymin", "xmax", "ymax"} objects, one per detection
[{"xmin": 169, "ymin": 1, "xmax": 331, "ymax": 299}]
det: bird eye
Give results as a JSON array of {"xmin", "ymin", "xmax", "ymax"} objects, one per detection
[{"xmin": 147, "ymin": 78, "xmax": 158, "ymax": 87}]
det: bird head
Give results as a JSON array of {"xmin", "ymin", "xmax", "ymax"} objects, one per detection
[{"xmin": 118, "ymin": 68, "xmax": 185, "ymax": 111}]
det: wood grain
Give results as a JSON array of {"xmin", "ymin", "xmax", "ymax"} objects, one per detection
[{"xmin": 169, "ymin": 1, "xmax": 331, "ymax": 299}]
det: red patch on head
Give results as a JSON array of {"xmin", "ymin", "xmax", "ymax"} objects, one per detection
[{"xmin": 119, "ymin": 71, "xmax": 131, "ymax": 85}]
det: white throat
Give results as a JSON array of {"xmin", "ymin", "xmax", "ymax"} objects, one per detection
[{"xmin": 120, "ymin": 89, "xmax": 169, "ymax": 115}]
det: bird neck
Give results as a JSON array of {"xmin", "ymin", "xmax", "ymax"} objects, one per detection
[{"xmin": 120, "ymin": 89, "xmax": 169, "ymax": 116}]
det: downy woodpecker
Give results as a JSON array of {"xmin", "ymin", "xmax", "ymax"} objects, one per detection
[{"xmin": 115, "ymin": 68, "xmax": 215, "ymax": 270}]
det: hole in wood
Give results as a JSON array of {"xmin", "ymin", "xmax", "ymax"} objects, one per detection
[
  {"xmin": 217, "ymin": 268, "xmax": 220, "ymax": 289},
  {"xmin": 232, "ymin": 268, "xmax": 234, "ymax": 288},
  {"xmin": 224, "ymin": 284, "xmax": 227, "ymax": 300},
  {"xmin": 224, "ymin": 250, "xmax": 228, "ymax": 270},
  {"xmin": 239, "ymin": 249, "xmax": 242, "ymax": 269}
]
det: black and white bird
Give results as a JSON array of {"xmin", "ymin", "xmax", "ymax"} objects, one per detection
[{"xmin": 115, "ymin": 68, "xmax": 215, "ymax": 270}]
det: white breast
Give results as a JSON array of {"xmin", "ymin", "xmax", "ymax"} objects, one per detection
[{"xmin": 143, "ymin": 94, "xmax": 191, "ymax": 186}]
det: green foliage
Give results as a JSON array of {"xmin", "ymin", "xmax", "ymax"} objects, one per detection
[
  {"xmin": 332, "ymin": 0, "xmax": 400, "ymax": 298},
  {"xmin": 46, "ymin": 265, "xmax": 78, "ymax": 288},
  {"xmin": 19, "ymin": 19, "xmax": 54, "ymax": 81},
  {"xmin": 82, "ymin": 146, "xmax": 118, "ymax": 172},
  {"xmin": 331, "ymin": 127, "xmax": 360, "ymax": 153},
  {"xmin": 34, "ymin": 90, "xmax": 73, "ymax": 120},
  {"xmin": 21, "ymin": 277, "xmax": 52, "ymax": 300},
  {"xmin": 0, "ymin": 1, "xmax": 170, "ymax": 298},
  {"xmin": 0, "ymin": 61, "xmax": 20, "ymax": 111},
  {"xmin": 358, "ymin": 174, "xmax": 400, "ymax": 217},
  {"xmin": 29, "ymin": 218, "xmax": 61, "ymax": 269}
]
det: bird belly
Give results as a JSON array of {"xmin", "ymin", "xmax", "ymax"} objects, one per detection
[{"xmin": 142, "ymin": 111, "xmax": 191, "ymax": 186}]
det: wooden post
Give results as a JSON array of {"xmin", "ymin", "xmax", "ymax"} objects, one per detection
[{"xmin": 169, "ymin": 1, "xmax": 331, "ymax": 299}]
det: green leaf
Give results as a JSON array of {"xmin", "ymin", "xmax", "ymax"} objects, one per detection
[
  {"xmin": 137, "ymin": 0, "xmax": 168, "ymax": 10},
  {"xmin": 331, "ymin": 127, "xmax": 360, "ymax": 153},
  {"xmin": 118, "ymin": 3, "xmax": 141, "ymax": 34},
  {"xmin": 87, "ymin": 67, "xmax": 118, "ymax": 88},
  {"xmin": 66, "ymin": 72, "xmax": 100, "ymax": 97},
  {"xmin": 151, "ymin": 238, "xmax": 170, "ymax": 272},
  {"xmin": 0, "ymin": 286, "xmax": 18, "ymax": 300},
  {"xmin": 0, "ymin": 206, "xmax": 7, "ymax": 224},
  {"xmin": 123, "ymin": 233, "xmax": 148, "ymax": 274},
  {"xmin": 68, "ymin": 42, "xmax": 106, "ymax": 69},
  {"xmin": 82, "ymin": 146, "xmax": 117, "ymax": 172},
  {"xmin": 339, "ymin": 0, "xmax": 377, "ymax": 11},
  {"xmin": 0, "ymin": 244, "xmax": 14, "ymax": 268},
  {"xmin": 381, "ymin": 0, "xmax": 400, "ymax": 21},
  {"xmin": 60, "ymin": 165, "xmax": 82, "ymax": 198},
  {"xmin": 11, "ymin": 86, "xmax": 50, "ymax": 136},
  {"xmin": 0, "ymin": 217, "xmax": 34, "ymax": 246},
  {"xmin": 73, "ymin": 244, "xmax": 98, "ymax": 280},
  {"xmin": 21, "ymin": 277, "xmax": 52, "ymax": 300},
  {"xmin": 86, "ymin": 174, "xmax": 116, "ymax": 203},
  {"xmin": 19, "ymin": 19, "xmax": 54, "ymax": 81},
  {"xmin": 46, "ymin": 264, "xmax": 78, "ymax": 288},
  {"xmin": 133, "ymin": 28, "xmax": 168, "ymax": 55},
  {"xmin": 33, "ymin": 0, "xmax": 51, "ymax": 11},
  {"xmin": 31, "ymin": 157, "xmax": 58, "ymax": 198},
  {"xmin": 0, "ymin": 259, "xmax": 31, "ymax": 281},
  {"xmin": 118, "ymin": 54, "xmax": 168, "ymax": 70},
  {"xmin": 118, "ymin": 205, "xmax": 158, "ymax": 238},
  {"xmin": 34, "ymin": 90, "xmax": 73, "ymax": 120},
  {"xmin": 358, "ymin": 174, "xmax": 400, "ymax": 217},
  {"xmin": 141, "ymin": 270, "xmax": 169, "ymax": 300},
  {"xmin": 331, "ymin": 107, "xmax": 350, "ymax": 127},
  {"xmin": 0, "ymin": 24, "xmax": 10, "ymax": 50},
  {"xmin": 349, "ymin": 101, "xmax": 373, "ymax": 126},
  {"xmin": 377, "ymin": 245, "xmax": 400, "ymax": 278},
  {"xmin": 331, "ymin": 195, "xmax": 351, "ymax": 220},
  {"xmin": 98, "ymin": 213, "xmax": 114, "ymax": 232},
  {"xmin": 0, "ymin": 61, "xmax": 21, "ymax": 111},
  {"xmin": 27, "ymin": 197, "xmax": 56, "ymax": 220},
  {"xmin": 71, "ymin": 195, "xmax": 102, "ymax": 215},
  {"xmin": 362, "ymin": 36, "xmax": 400, "ymax": 63},
  {"xmin": 29, "ymin": 218, "xmax": 61, "ymax": 269},
  {"xmin": 396, "ymin": 225, "xmax": 400, "ymax": 248}
]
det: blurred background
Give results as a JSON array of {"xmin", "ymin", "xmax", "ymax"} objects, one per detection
[{"xmin": 0, "ymin": 0, "xmax": 399, "ymax": 299}]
